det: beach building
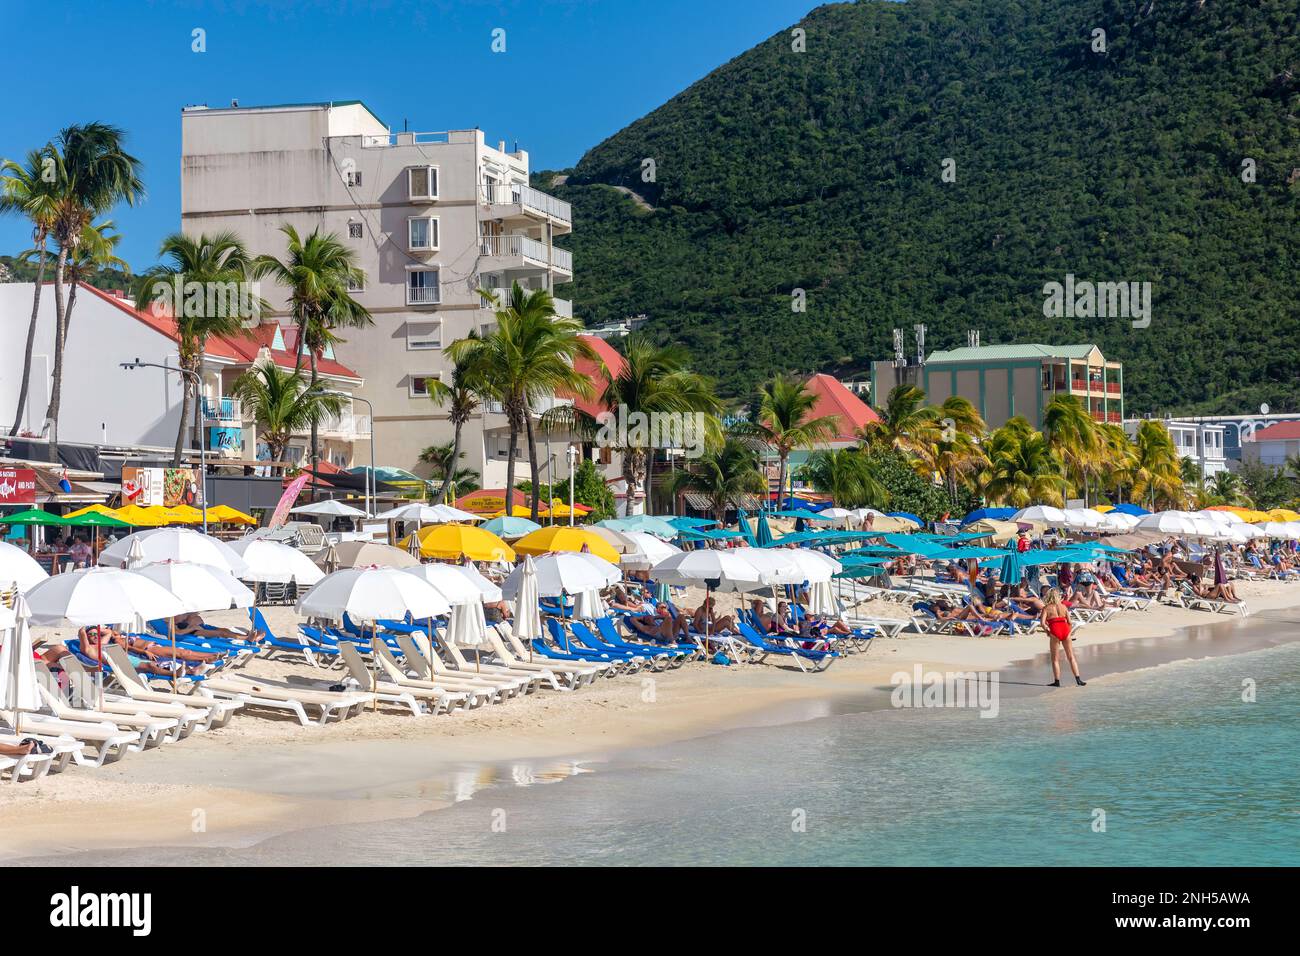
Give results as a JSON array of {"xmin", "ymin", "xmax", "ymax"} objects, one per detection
[
  {"xmin": 782, "ymin": 373, "xmax": 880, "ymax": 488},
  {"xmin": 1241, "ymin": 420, "xmax": 1300, "ymax": 468},
  {"xmin": 179, "ymin": 100, "xmax": 582, "ymax": 489},
  {"xmin": 871, "ymin": 343, "xmax": 1124, "ymax": 430},
  {"xmin": 0, "ymin": 281, "xmax": 364, "ymax": 468},
  {"xmin": 1122, "ymin": 417, "xmax": 1228, "ymax": 479}
]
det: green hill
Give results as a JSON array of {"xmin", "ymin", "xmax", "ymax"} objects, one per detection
[
  {"xmin": 545, "ymin": 0, "xmax": 1300, "ymax": 416},
  {"xmin": 0, "ymin": 254, "xmax": 131, "ymax": 293}
]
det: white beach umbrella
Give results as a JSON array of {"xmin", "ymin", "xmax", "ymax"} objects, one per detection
[
  {"xmin": 124, "ymin": 537, "xmax": 148, "ymax": 570},
  {"xmin": 1013, "ymin": 505, "xmax": 1070, "ymax": 525},
  {"xmin": 650, "ymin": 549, "xmax": 767, "ymax": 593},
  {"xmin": 402, "ymin": 563, "xmax": 483, "ymax": 606},
  {"xmin": 227, "ymin": 538, "xmax": 325, "ymax": 585},
  {"xmin": 448, "ymin": 563, "xmax": 503, "ymax": 603},
  {"xmin": 132, "ymin": 561, "xmax": 255, "ymax": 611},
  {"xmin": 1285, "ymin": 522, "xmax": 1300, "ymax": 540},
  {"xmin": 572, "ymin": 589, "xmax": 608, "ymax": 620},
  {"xmin": 1062, "ymin": 509, "xmax": 1103, "ymax": 531},
  {"xmin": 1135, "ymin": 512, "xmax": 1200, "ymax": 536},
  {"xmin": 848, "ymin": 508, "xmax": 888, "ymax": 520},
  {"xmin": 784, "ymin": 548, "xmax": 842, "ymax": 582},
  {"xmin": 296, "ymin": 567, "xmax": 451, "ymax": 623},
  {"xmin": 511, "ymin": 555, "xmax": 544, "ymax": 656},
  {"xmin": 1196, "ymin": 509, "xmax": 1237, "ymax": 525},
  {"xmin": 431, "ymin": 504, "xmax": 483, "ymax": 523},
  {"xmin": 1105, "ymin": 512, "xmax": 1141, "ymax": 530},
  {"xmin": 1233, "ymin": 523, "xmax": 1265, "ymax": 540},
  {"xmin": 585, "ymin": 525, "xmax": 642, "ymax": 555},
  {"xmin": 618, "ymin": 530, "xmax": 681, "ymax": 570},
  {"xmin": 733, "ymin": 548, "xmax": 805, "ymax": 585},
  {"xmin": 0, "ymin": 594, "xmax": 40, "ymax": 722},
  {"xmin": 99, "ymin": 528, "xmax": 249, "ymax": 577},
  {"xmin": 500, "ymin": 552, "xmax": 620, "ymax": 599},
  {"xmin": 0, "ymin": 605, "xmax": 13, "ymax": 631},
  {"xmin": 24, "ymin": 567, "xmax": 188, "ymax": 627},
  {"xmin": 375, "ymin": 503, "xmax": 447, "ymax": 523},
  {"xmin": 807, "ymin": 579, "xmax": 841, "ymax": 617},
  {"xmin": 446, "ymin": 600, "xmax": 489, "ymax": 647},
  {"xmin": 0, "ymin": 540, "xmax": 48, "ymax": 592},
  {"xmin": 817, "ymin": 507, "xmax": 853, "ymax": 528},
  {"xmin": 290, "ymin": 499, "xmax": 368, "ymax": 518}
]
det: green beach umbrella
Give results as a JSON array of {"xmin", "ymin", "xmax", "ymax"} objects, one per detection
[
  {"xmin": 998, "ymin": 538, "xmax": 1025, "ymax": 585},
  {"xmin": 736, "ymin": 509, "xmax": 757, "ymax": 547},
  {"xmin": 0, "ymin": 509, "xmax": 69, "ymax": 526},
  {"xmin": 754, "ymin": 511, "xmax": 774, "ymax": 547},
  {"xmin": 63, "ymin": 512, "xmax": 131, "ymax": 529}
]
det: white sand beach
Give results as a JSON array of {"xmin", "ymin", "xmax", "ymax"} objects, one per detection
[{"xmin": 3, "ymin": 577, "xmax": 1298, "ymax": 861}]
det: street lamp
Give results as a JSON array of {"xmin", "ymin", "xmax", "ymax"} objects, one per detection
[
  {"xmin": 120, "ymin": 360, "xmax": 207, "ymax": 534},
  {"xmin": 315, "ymin": 388, "xmax": 374, "ymax": 519},
  {"xmin": 566, "ymin": 443, "xmax": 577, "ymax": 527}
]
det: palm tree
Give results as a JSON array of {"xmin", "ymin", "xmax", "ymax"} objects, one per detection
[
  {"xmin": 598, "ymin": 335, "xmax": 723, "ymax": 514},
  {"xmin": 732, "ymin": 375, "xmax": 837, "ymax": 513},
  {"xmin": 930, "ymin": 396, "xmax": 987, "ymax": 505},
  {"xmin": 448, "ymin": 282, "xmax": 594, "ymax": 521},
  {"xmin": 1, "ymin": 147, "xmax": 60, "ymax": 437},
  {"xmin": 1042, "ymin": 394, "xmax": 1100, "ymax": 505},
  {"xmin": 424, "ymin": 342, "xmax": 486, "ymax": 503},
  {"xmin": 1130, "ymin": 420, "xmax": 1184, "ymax": 509},
  {"xmin": 667, "ymin": 437, "xmax": 767, "ymax": 522},
  {"xmin": 230, "ymin": 361, "xmax": 343, "ymax": 464},
  {"xmin": 44, "ymin": 123, "xmax": 144, "ymax": 457},
  {"xmin": 134, "ymin": 231, "xmax": 262, "ymax": 464},
  {"xmin": 796, "ymin": 448, "xmax": 890, "ymax": 509},
  {"xmin": 253, "ymin": 225, "xmax": 371, "ymax": 476},
  {"xmin": 1096, "ymin": 422, "xmax": 1138, "ymax": 503},
  {"xmin": 856, "ymin": 382, "xmax": 941, "ymax": 468},
  {"xmin": 417, "ymin": 442, "xmax": 480, "ymax": 500},
  {"xmin": 980, "ymin": 417, "xmax": 1067, "ymax": 507},
  {"xmin": 39, "ymin": 219, "xmax": 129, "ymax": 340},
  {"xmin": 1207, "ymin": 471, "xmax": 1252, "ymax": 507}
]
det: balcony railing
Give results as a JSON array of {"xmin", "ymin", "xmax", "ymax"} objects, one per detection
[
  {"xmin": 296, "ymin": 414, "xmax": 372, "ymax": 439},
  {"xmin": 407, "ymin": 284, "xmax": 441, "ymax": 305},
  {"xmin": 479, "ymin": 182, "xmax": 572, "ymax": 225},
  {"xmin": 201, "ymin": 396, "xmax": 241, "ymax": 422},
  {"xmin": 478, "ymin": 287, "xmax": 572, "ymax": 317},
  {"xmin": 1106, "ymin": 382, "xmax": 1122, "ymax": 394},
  {"xmin": 478, "ymin": 234, "xmax": 572, "ymax": 273}
]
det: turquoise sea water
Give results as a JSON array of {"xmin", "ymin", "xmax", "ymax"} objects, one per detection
[{"xmin": 17, "ymin": 637, "xmax": 1300, "ymax": 866}]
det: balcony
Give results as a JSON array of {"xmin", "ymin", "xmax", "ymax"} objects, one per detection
[
  {"xmin": 201, "ymin": 396, "xmax": 241, "ymax": 423},
  {"xmin": 478, "ymin": 234, "xmax": 572, "ymax": 277},
  {"xmin": 479, "ymin": 287, "xmax": 572, "ymax": 317},
  {"xmin": 479, "ymin": 183, "xmax": 572, "ymax": 230},
  {"xmin": 406, "ymin": 284, "xmax": 441, "ymax": 306},
  {"xmin": 1107, "ymin": 411, "xmax": 1122, "ymax": 423},
  {"xmin": 297, "ymin": 414, "xmax": 372, "ymax": 439},
  {"xmin": 1105, "ymin": 382, "xmax": 1122, "ymax": 395}
]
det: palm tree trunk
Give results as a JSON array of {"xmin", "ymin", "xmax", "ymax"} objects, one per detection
[
  {"xmin": 9, "ymin": 246, "xmax": 47, "ymax": 437},
  {"xmin": 173, "ymin": 368, "xmax": 193, "ymax": 466},
  {"xmin": 437, "ymin": 421, "xmax": 463, "ymax": 504},
  {"xmin": 504, "ymin": 416, "xmax": 520, "ymax": 519},
  {"xmin": 524, "ymin": 407, "xmax": 542, "ymax": 521},
  {"xmin": 621, "ymin": 447, "xmax": 641, "ymax": 517},
  {"xmin": 44, "ymin": 245, "xmax": 69, "ymax": 458},
  {"xmin": 777, "ymin": 452, "xmax": 788, "ymax": 513},
  {"xmin": 308, "ymin": 350, "xmax": 320, "ymax": 485}
]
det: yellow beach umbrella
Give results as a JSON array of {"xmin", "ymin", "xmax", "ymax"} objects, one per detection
[
  {"xmin": 1234, "ymin": 509, "xmax": 1272, "ymax": 523},
  {"xmin": 63, "ymin": 504, "xmax": 119, "ymax": 520},
  {"xmin": 1092, "ymin": 505, "xmax": 1115, "ymax": 513},
  {"xmin": 1267, "ymin": 508, "xmax": 1300, "ymax": 522},
  {"xmin": 113, "ymin": 504, "xmax": 172, "ymax": 527},
  {"xmin": 487, "ymin": 505, "xmax": 548, "ymax": 518},
  {"xmin": 208, "ymin": 505, "xmax": 257, "ymax": 526},
  {"xmin": 163, "ymin": 505, "xmax": 204, "ymax": 525},
  {"xmin": 512, "ymin": 526, "xmax": 620, "ymax": 563},
  {"xmin": 401, "ymin": 523, "xmax": 516, "ymax": 562}
]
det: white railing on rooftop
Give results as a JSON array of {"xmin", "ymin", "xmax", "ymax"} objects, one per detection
[
  {"xmin": 478, "ymin": 234, "xmax": 572, "ymax": 273},
  {"xmin": 479, "ymin": 183, "xmax": 572, "ymax": 224},
  {"xmin": 361, "ymin": 131, "xmax": 451, "ymax": 148}
]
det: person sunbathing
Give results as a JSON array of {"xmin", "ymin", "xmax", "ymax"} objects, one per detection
[
  {"xmin": 929, "ymin": 598, "xmax": 996, "ymax": 635},
  {"xmin": 1073, "ymin": 577, "xmax": 1106, "ymax": 609},
  {"xmin": 607, "ymin": 585, "xmax": 649, "ymax": 613},
  {"xmin": 750, "ymin": 599, "xmax": 796, "ymax": 636},
  {"xmin": 78, "ymin": 626, "xmax": 217, "ymax": 677},
  {"xmin": 691, "ymin": 596, "xmax": 736, "ymax": 635},
  {"xmin": 171, "ymin": 612, "xmax": 258, "ymax": 642},
  {"xmin": 627, "ymin": 604, "xmax": 688, "ymax": 642},
  {"xmin": 1008, "ymin": 584, "xmax": 1045, "ymax": 612},
  {"xmin": 0, "ymin": 740, "xmax": 34, "ymax": 757}
]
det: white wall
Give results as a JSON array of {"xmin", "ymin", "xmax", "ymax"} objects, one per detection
[{"xmin": 0, "ymin": 283, "xmax": 184, "ymax": 447}]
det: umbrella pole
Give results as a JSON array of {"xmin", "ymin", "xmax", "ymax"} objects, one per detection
[
  {"xmin": 370, "ymin": 621, "xmax": 378, "ymax": 712},
  {"xmin": 428, "ymin": 617, "xmax": 436, "ymax": 677},
  {"xmin": 170, "ymin": 617, "xmax": 178, "ymax": 695}
]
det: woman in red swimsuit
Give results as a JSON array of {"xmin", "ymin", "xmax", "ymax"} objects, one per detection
[{"xmin": 1040, "ymin": 588, "xmax": 1085, "ymax": 687}]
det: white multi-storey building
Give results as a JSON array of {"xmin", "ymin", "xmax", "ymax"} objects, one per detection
[
  {"xmin": 180, "ymin": 100, "xmax": 577, "ymax": 486},
  {"xmin": 1124, "ymin": 417, "xmax": 1228, "ymax": 479}
]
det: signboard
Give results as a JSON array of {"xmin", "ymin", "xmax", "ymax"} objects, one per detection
[
  {"xmin": 268, "ymin": 473, "xmax": 311, "ymax": 529},
  {"xmin": 122, "ymin": 467, "xmax": 201, "ymax": 507},
  {"xmin": 0, "ymin": 468, "xmax": 36, "ymax": 506},
  {"xmin": 458, "ymin": 494, "xmax": 508, "ymax": 514},
  {"xmin": 209, "ymin": 427, "xmax": 243, "ymax": 455}
]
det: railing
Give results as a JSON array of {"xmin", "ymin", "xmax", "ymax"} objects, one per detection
[
  {"xmin": 478, "ymin": 234, "xmax": 572, "ymax": 272},
  {"xmin": 1106, "ymin": 382, "xmax": 1122, "ymax": 394},
  {"xmin": 407, "ymin": 284, "xmax": 441, "ymax": 305},
  {"xmin": 201, "ymin": 396, "xmax": 241, "ymax": 422},
  {"xmin": 478, "ymin": 287, "xmax": 571, "ymax": 317},
  {"xmin": 1107, "ymin": 412, "xmax": 1122, "ymax": 423},
  {"xmin": 299, "ymin": 414, "xmax": 372, "ymax": 438},
  {"xmin": 479, "ymin": 183, "xmax": 572, "ymax": 224},
  {"xmin": 361, "ymin": 131, "xmax": 450, "ymax": 148}
]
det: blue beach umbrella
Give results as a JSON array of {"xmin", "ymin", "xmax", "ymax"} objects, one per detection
[
  {"xmin": 998, "ymin": 537, "xmax": 1025, "ymax": 585},
  {"xmin": 960, "ymin": 507, "xmax": 1017, "ymax": 525},
  {"xmin": 887, "ymin": 511, "xmax": 924, "ymax": 527},
  {"xmin": 735, "ymin": 509, "xmax": 758, "ymax": 547},
  {"xmin": 1108, "ymin": 503, "xmax": 1151, "ymax": 517},
  {"xmin": 754, "ymin": 511, "xmax": 774, "ymax": 548},
  {"xmin": 481, "ymin": 516, "xmax": 542, "ymax": 538}
]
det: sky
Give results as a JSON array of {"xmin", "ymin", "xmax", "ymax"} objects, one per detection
[{"xmin": 0, "ymin": 0, "xmax": 818, "ymax": 268}]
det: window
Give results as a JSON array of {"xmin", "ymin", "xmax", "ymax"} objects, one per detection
[
  {"xmin": 345, "ymin": 170, "xmax": 362, "ymax": 187},
  {"xmin": 410, "ymin": 373, "xmax": 441, "ymax": 398},
  {"xmin": 347, "ymin": 272, "xmax": 365, "ymax": 293},
  {"xmin": 407, "ymin": 165, "xmax": 438, "ymax": 200},
  {"xmin": 406, "ymin": 321, "xmax": 441, "ymax": 350},
  {"xmin": 408, "ymin": 216, "xmax": 438, "ymax": 251},
  {"xmin": 348, "ymin": 222, "xmax": 363, "ymax": 239},
  {"xmin": 407, "ymin": 268, "xmax": 440, "ymax": 305}
]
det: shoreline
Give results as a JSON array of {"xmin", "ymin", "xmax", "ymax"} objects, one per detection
[{"xmin": 4, "ymin": 580, "xmax": 1299, "ymax": 863}]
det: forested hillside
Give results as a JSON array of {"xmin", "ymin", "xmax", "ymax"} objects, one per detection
[{"xmin": 544, "ymin": 0, "xmax": 1300, "ymax": 414}]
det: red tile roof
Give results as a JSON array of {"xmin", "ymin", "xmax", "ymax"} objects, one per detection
[
  {"xmin": 1249, "ymin": 420, "xmax": 1300, "ymax": 442},
  {"xmin": 566, "ymin": 335, "xmax": 624, "ymax": 418},
  {"xmin": 803, "ymin": 373, "xmax": 880, "ymax": 441},
  {"xmin": 78, "ymin": 283, "xmax": 361, "ymax": 380}
]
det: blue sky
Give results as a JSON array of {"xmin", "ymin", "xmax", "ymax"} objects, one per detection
[{"xmin": 1, "ymin": 0, "xmax": 817, "ymax": 268}]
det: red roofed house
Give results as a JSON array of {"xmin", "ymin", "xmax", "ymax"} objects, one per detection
[
  {"xmin": 0, "ymin": 281, "xmax": 365, "ymax": 468},
  {"xmin": 781, "ymin": 373, "xmax": 881, "ymax": 497},
  {"xmin": 1243, "ymin": 420, "xmax": 1300, "ymax": 467}
]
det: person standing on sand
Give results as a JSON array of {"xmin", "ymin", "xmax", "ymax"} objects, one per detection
[{"xmin": 1040, "ymin": 588, "xmax": 1085, "ymax": 688}]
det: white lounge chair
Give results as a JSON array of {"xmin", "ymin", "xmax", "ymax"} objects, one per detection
[{"xmin": 337, "ymin": 640, "xmax": 482, "ymax": 713}]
